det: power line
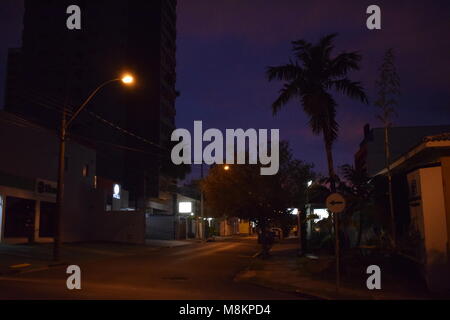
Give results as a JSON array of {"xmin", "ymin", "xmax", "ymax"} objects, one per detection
[
  {"xmin": 0, "ymin": 113, "xmax": 167, "ymax": 159},
  {"xmin": 17, "ymin": 89, "xmax": 167, "ymax": 151}
]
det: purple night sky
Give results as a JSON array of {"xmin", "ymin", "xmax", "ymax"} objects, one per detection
[{"xmin": 1, "ymin": 0, "xmax": 449, "ymax": 180}]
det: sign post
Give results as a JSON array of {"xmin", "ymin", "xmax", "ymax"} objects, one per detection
[{"xmin": 326, "ymin": 193, "xmax": 346, "ymax": 295}]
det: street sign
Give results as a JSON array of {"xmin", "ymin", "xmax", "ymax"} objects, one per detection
[{"xmin": 326, "ymin": 193, "xmax": 346, "ymax": 213}]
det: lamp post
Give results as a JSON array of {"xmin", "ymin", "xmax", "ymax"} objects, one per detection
[
  {"xmin": 298, "ymin": 180, "xmax": 313, "ymax": 256},
  {"xmin": 200, "ymin": 163, "xmax": 204, "ymax": 240},
  {"xmin": 53, "ymin": 74, "xmax": 134, "ymax": 261}
]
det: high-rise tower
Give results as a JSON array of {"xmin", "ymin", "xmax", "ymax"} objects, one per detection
[{"xmin": 5, "ymin": 0, "xmax": 178, "ymax": 204}]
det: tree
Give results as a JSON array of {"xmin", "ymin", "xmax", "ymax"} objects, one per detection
[
  {"xmin": 201, "ymin": 141, "xmax": 314, "ymax": 257},
  {"xmin": 374, "ymin": 48, "xmax": 400, "ymax": 249},
  {"xmin": 267, "ymin": 33, "xmax": 368, "ymax": 192},
  {"xmin": 338, "ymin": 164, "xmax": 374, "ymax": 247}
]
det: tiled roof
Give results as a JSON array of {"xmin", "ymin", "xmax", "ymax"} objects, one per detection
[{"xmin": 423, "ymin": 132, "xmax": 450, "ymax": 142}]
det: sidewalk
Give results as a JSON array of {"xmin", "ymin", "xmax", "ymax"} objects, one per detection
[
  {"xmin": 0, "ymin": 240, "xmax": 193, "ymax": 276},
  {"xmin": 234, "ymin": 239, "xmax": 444, "ymax": 300}
]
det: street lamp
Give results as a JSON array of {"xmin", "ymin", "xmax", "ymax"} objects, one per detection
[
  {"xmin": 53, "ymin": 74, "xmax": 135, "ymax": 261},
  {"xmin": 298, "ymin": 180, "xmax": 313, "ymax": 257},
  {"xmin": 121, "ymin": 74, "xmax": 134, "ymax": 85}
]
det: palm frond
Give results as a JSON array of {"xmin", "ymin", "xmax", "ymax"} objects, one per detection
[
  {"xmin": 271, "ymin": 82, "xmax": 299, "ymax": 115},
  {"xmin": 330, "ymin": 78, "xmax": 368, "ymax": 104},
  {"xmin": 266, "ymin": 63, "xmax": 303, "ymax": 82},
  {"xmin": 302, "ymin": 92, "xmax": 339, "ymax": 143},
  {"xmin": 318, "ymin": 33, "xmax": 338, "ymax": 59},
  {"xmin": 292, "ymin": 39, "xmax": 312, "ymax": 65},
  {"xmin": 328, "ymin": 51, "xmax": 362, "ymax": 78}
]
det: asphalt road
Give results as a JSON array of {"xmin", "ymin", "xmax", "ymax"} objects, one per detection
[{"xmin": 0, "ymin": 238, "xmax": 302, "ymax": 300}]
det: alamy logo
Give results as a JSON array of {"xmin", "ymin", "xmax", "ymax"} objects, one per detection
[
  {"xmin": 366, "ymin": 5, "xmax": 381, "ymax": 30},
  {"xmin": 366, "ymin": 265, "xmax": 381, "ymax": 290},
  {"xmin": 66, "ymin": 5, "xmax": 81, "ymax": 30},
  {"xmin": 66, "ymin": 265, "xmax": 81, "ymax": 290},
  {"xmin": 171, "ymin": 121, "xmax": 280, "ymax": 175}
]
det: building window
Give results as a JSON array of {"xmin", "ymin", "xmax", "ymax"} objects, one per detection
[{"xmin": 82, "ymin": 164, "xmax": 89, "ymax": 177}]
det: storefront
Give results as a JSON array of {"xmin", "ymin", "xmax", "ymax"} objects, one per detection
[
  {"xmin": 0, "ymin": 111, "xmax": 98, "ymax": 243},
  {"xmin": 0, "ymin": 172, "xmax": 57, "ymax": 243}
]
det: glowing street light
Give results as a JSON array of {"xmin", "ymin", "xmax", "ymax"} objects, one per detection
[
  {"xmin": 53, "ymin": 73, "xmax": 135, "ymax": 261},
  {"xmin": 121, "ymin": 74, "xmax": 134, "ymax": 85}
]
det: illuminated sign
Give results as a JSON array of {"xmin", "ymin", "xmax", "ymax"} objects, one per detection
[
  {"xmin": 113, "ymin": 184, "xmax": 121, "ymax": 200},
  {"xmin": 313, "ymin": 208, "xmax": 329, "ymax": 222},
  {"xmin": 179, "ymin": 202, "xmax": 192, "ymax": 213}
]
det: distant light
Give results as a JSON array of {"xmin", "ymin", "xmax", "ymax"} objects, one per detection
[
  {"xmin": 179, "ymin": 202, "xmax": 192, "ymax": 214},
  {"xmin": 289, "ymin": 208, "xmax": 299, "ymax": 215},
  {"xmin": 121, "ymin": 74, "xmax": 134, "ymax": 85},
  {"xmin": 307, "ymin": 180, "xmax": 313, "ymax": 187},
  {"xmin": 113, "ymin": 184, "xmax": 121, "ymax": 200},
  {"xmin": 190, "ymin": 213, "xmax": 194, "ymax": 216},
  {"xmin": 313, "ymin": 208, "xmax": 329, "ymax": 222},
  {"xmin": 224, "ymin": 165, "xmax": 230, "ymax": 171}
]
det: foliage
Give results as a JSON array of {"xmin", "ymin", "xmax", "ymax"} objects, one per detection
[
  {"xmin": 267, "ymin": 33, "xmax": 368, "ymax": 184},
  {"xmin": 202, "ymin": 141, "xmax": 313, "ymax": 219},
  {"xmin": 374, "ymin": 48, "xmax": 401, "ymax": 127},
  {"xmin": 337, "ymin": 164, "xmax": 375, "ymax": 247},
  {"xmin": 201, "ymin": 141, "xmax": 314, "ymax": 256},
  {"xmin": 374, "ymin": 48, "xmax": 401, "ymax": 250}
]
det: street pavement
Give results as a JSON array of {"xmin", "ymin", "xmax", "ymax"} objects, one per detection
[{"xmin": 0, "ymin": 237, "xmax": 303, "ymax": 300}]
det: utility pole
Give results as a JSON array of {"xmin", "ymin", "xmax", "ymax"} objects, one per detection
[
  {"xmin": 200, "ymin": 163, "xmax": 204, "ymax": 240},
  {"xmin": 53, "ymin": 108, "xmax": 67, "ymax": 261},
  {"xmin": 385, "ymin": 126, "xmax": 396, "ymax": 249},
  {"xmin": 334, "ymin": 212, "xmax": 340, "ymax": 294},
  {"xmin": 299, "ymin": 181, "xmax": 312, "ymax": 256},
  {"xmin": 52, "ymin": 75, "xmax": 135, "ymax": 261},
  {"xmin": 297, "ymin": 210, "xmax": 302, "ymax": 255},
  {"xmin": 326, "ymin": 185, "xmax": 344, "ymax": 295}
]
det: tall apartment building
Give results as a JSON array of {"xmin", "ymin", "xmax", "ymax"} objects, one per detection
[{"xmin": 5, "ymin": 0, "xmax": 178, "ymax": 206}]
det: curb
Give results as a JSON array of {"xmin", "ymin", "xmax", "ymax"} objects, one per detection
[
  {"xmin": 0, "ymin": 262, "xmax": 69, "ymax": 277},
  {"xmin": 234, "ymin": 270, "xmax": 329, "ymax": 300}
]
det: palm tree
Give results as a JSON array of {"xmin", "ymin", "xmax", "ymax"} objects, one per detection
[{"xmin": 267, "ymin": 33, "xmax": 368, "ymax": 192}]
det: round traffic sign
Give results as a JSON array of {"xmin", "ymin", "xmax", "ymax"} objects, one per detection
[{"xmin": 326, "ymin": 193, "xmax": 346, "ymax": 213}]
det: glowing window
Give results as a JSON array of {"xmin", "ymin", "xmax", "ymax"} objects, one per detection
[{"xmin": 179, "ymin": 202, "xmax": 192, "ymax": 213}]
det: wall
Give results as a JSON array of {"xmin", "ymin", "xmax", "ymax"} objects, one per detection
[
  {"xmin": 0, "ymin": 195, "xmax": 4, "ymax": 240},
  {"xmin": 91, "ymin": 210, "xmax": 145, "ymax": 245},
  {"xmin": 239, "ymin": 220, "xmax": 251, "ymax": 234},
  {"xmin": 0, "ymin": 113, "xmax": 96, "ymax": 243},
  {"xmin": 219, "ymin": 218, "xmax": 239, "ymax": 236},
  {"xmin": 145, "ymin": 215, "xmax": 175, "ymax": 240},
  {"xmin": 419, "ymin": 166, "xmax": 449, "ymax": 291},
  {"xmin": 440, "ymin": 157, "xmax": 450, "ymax": 255}
]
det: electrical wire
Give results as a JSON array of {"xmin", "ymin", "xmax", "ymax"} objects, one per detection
[{"xmin": 16, "ymin": 88, "xmax": 167, "ymax": 151}]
